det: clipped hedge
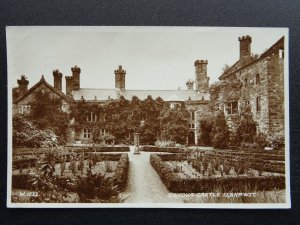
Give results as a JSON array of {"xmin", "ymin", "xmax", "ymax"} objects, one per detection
[
  {"xmin": 13, "ymin": 147, "xmax": 55, "ymax": 156},
  {"xmin": 140, "ymin": 146, "xmax": 187, "ymax": 153},
  {"xmin": 64, "ymin": 146, "xmax": 130, "ymax": 153},
  {"xmin": 150, "ymin": 154, "xmax": 286, "ymax": 193},
  {"xmin": 13, "ymin": 156, "xmax": 37, "ymax": 169},
  {"xmin": 113, "ymin": 153, "xmax": 129, "ymax": 191}
]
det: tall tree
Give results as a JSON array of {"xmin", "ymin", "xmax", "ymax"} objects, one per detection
[
  {"xmin": 159, "ymin": 103, "xmax": 190, "ymax": 144},
  {"xmin": 29, "ymin": 89, "xmax": 69, "ymax": 143},
  {"xmin": 211, "ymin": 110, "xmax": 229, "ymax": 149},
  {"xmin": 235, "ymin": 105, "xmax": 257, "ymax": 145}
]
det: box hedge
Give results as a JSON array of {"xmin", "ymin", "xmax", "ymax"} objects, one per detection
[{"xmin": 150, "ymin": 154, "xmax": 285, "ymax": 193}]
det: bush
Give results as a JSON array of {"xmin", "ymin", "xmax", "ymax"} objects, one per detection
[
  {"xmin": 155, "ymin": 140, "xmax": 176, "ymax": 148},
  {"xmin": 113, "ymin": 154, "xmax": 129, "ymax": 191},
  {"xmin": 267, "ymin": 133, "xmax": 285, "ymax": 150},
  {"xmin": 12, "ymin": 153, "xmax": 129, "ymax": 202},
  {"xmin": 211, "ymin": 110, "xmax": 229, "ymax": 149},
  {"xmin": 13, "ymin": 115, "xmax": 59, "ymax": 148}
]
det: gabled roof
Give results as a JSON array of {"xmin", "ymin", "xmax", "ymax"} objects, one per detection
[
  {"xmin": 72, "ymin": 89, "xmax": 210, "ymax": 102},
  {"xmin": 218, "ymin": 36, "xmax": 284, "ymax": 80},
  {"xmin": 14, "ymin": 76, "xmax": 72, "ymax": 104}
]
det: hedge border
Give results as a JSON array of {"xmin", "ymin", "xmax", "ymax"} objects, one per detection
[
  {"xmin": 150, "ymin": 154, "xmax": 286, "ymax": 193},
  {"xmin": 140, "ymin": 146, "xmax": 187, "ymax": 153}
]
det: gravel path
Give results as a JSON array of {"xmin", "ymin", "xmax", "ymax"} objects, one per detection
[{"xmin": 121, "ymin": 146, "xmax": 182, "ymax": 203}]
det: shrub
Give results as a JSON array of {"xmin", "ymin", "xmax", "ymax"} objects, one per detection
[
  {"xmin": 140, "ymin": 146, "xmax": 186, "ymax": 153},
  {"xmin": 211, "ymin": 110, "xmax": 229, "ymax": 149},
  {"xmin": 155, "ymin": 140, "xmax": 176, "ymax": 148},
  {"xmin": 13, "ymin": 115, "xmax": 59, "ymax": 148},
  {"xmin": 267, "ymin": 133, "xmax": 285, "ymax": 150},
  {"xmin": 254, "ymin": 133, "xmax": 268, "ymax": 150},
  {"xmin": 235, "ymin": 105, "xmax": 257, "ymax": 145}
]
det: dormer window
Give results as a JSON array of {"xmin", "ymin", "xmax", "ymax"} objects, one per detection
[{"xmin": 87, "ymin": 112, "xmax": 97, "ymax": 122}]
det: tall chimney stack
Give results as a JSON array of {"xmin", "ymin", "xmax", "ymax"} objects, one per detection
[
  {"xmin": 186, "ymin": 79, "xmax": 194, "ymax": 90},
  {"xmin": 53, "ymin": 69, "xmax": 62, "ymax": 91},
  {"xmin": 114, "ymin": 65, "xmax": 126, "ymax": 92},
  {"xmin": 71, "ymin": 65, "xmax": 81, "ymax": 91},
  {"xmin": 194, "ymin": 60, "xmax": 210, "ymax": 93},
  {"xmin": 65, "ymin": 76, "xmax": 73, "ymax": 96},
  {"xmin": 238, "ymin": 35, "xmax": 252, "ymax": 66},
  {"xmin": 17, "ymin": 75, "xmax": 29, "ymax": 97}
]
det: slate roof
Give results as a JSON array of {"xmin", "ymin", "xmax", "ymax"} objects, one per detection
[
  {"xmin": 72, "ymin": 88, "xmax": 118, "ymax": 101},
  {"xmin": 72, "ymin": 89, "xmax": 210, "ymax": 102}
]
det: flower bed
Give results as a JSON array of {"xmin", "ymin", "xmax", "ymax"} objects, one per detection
[
  {"xmin": 12, "ymin": 153, "xmax": 129, "ymax": 193},
  {"xmin": 150, "ymin": 154, "xmax": 285, "ymax": 193},
  {"xmin": 140, "ymin": 146, "xmax": 187, "ymax": 153}
]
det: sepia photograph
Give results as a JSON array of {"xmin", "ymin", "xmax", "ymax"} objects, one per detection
[{"xmin": 6, "ymin": 26, "xmax": 290, "ymax": 208}]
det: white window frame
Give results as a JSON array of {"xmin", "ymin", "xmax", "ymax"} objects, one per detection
[
  {"xmin": 226, "ymin": 101, "xmax": 238, "ymax": 115},
  {"xmin": 83, "ymin": 128, "xmax": 91, "ymax": 139},
  {"xmin": 279, "ymin": 49, "xmax": 284, "ymax": 59},
  {"xmin": 87, "ymin": 112, "xmax": 97, "ymax": 122},
  {"xmin": 20, "ymin": 105, "xmax": 30, "ymax": 114}
]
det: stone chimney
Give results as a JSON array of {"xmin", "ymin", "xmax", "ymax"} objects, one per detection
[
  {"xmin": 194, "ymin": 60, "xmax": 210, "ymax": 93},
  {"xmin": 114, "ymin": 65, "xmax": 126, "ymax": 92},
  {"xmin": 71, "ymin": 65, "xmax": 81, "ymax": 91},
  {"xmin": 53, "ymin": 69, "xmax": 62, "ymax": 91},
  {"xmin": 239, "ymin": 35, "xmax": 252, "ymax": 66},
  {"xmin": 186, "ymin": 79, "xmax": 194, "ymax": 90},
  {"xmin": 17, "ymin": 75, "xmax": 29, "ymax": 97},
  {"xmin": 65, "ymin": 76, "xmax": 73, "ymax": 95}
]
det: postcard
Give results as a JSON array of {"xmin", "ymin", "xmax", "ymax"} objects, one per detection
[{"xmin": 6, "ymin": 26, "xmax": 290, "ymax": 208}]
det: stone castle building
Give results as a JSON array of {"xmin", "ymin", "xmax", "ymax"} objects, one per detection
[
  {"xmin": 13, "ymin": 61, "xmax": 210, "ymax": 145},
  {"xmin": 214, "ymin": 35, "xmax": 285, "ymax": 136},
  {"xmin": 12, "ymin": 35, "xmax": 285, "ymax": 145}
]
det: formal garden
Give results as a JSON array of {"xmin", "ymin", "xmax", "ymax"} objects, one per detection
[{"xmin": 11, "ymin": 89, "xmax": 286, "ymax": 203}]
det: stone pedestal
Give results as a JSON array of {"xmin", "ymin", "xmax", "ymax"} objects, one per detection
[{"xmin": 133, "ymin": 133, "xmax": 141, "ymax": 154}]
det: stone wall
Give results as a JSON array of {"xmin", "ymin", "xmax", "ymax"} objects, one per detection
[
  {"xmin": 238, "ymin": 57, "xmax": 270, "ymax": 134},
  {"xmin": 267, "ymin": 55, "xmax": 285, "ymax": 135}
]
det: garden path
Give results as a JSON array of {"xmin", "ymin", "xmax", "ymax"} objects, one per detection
[{"xmin": 120, "ymin": 146, "xmax": 183, "ymax": 203}]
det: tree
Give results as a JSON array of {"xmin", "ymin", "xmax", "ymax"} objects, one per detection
[
  {"xmin": 199, "ymin": 113, "xmax": 214, "ymax": 145},
  {"xmin": 159, "ymin": 103, "xmax": 190, "ymax": 144},
  {"xmin": 29, "ymin": 90, "xmax": 69, "ymax": 143},
  {"xmin": 13, "ymin": 114, "xmax": 58, "ymax": 148},
  {"xmin": 211, "ymin": 110, "xmax": 229, "ymax": 149},
  {"xmin": 138, "ymin": 95, "xmax": 164, "ymax": 145},
  {"xmin": 235, "ymin": 105, "xmax": 257, "ymax": 145}
]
